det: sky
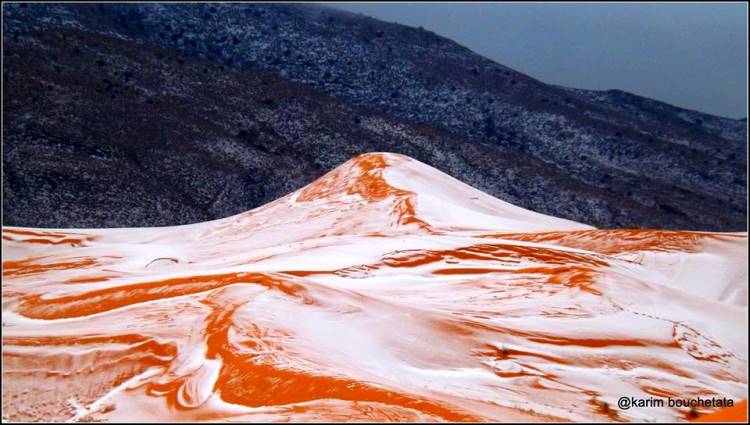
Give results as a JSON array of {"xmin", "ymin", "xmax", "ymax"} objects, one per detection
[{"xmin": 326, "ymin": 2, "xmax": 748, "ymax": 119}]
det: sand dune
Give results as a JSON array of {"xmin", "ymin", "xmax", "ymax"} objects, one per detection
[{"xmin": 2, "ymin": 153, "xmax": 747, "ymax": 422}]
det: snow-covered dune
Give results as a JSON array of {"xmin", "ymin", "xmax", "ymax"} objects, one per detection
[{"xmin": 2, "ymin": 153, "xmax": 747, "ymax": 422}]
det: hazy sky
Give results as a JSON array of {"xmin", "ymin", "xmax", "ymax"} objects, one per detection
[{"xmin": 327, "ymin": 2, "xmax": 747, "ymax": 119}]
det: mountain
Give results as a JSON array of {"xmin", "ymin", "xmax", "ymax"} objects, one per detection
[
  {"xmin": 2, "ymin": 153, "xmax": 747, "ymax": 422},
  {"xmin": 2, "ymin": 3, "xmax": 747, "ymax": 231}
]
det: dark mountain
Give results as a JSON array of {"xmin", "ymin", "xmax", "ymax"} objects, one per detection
[{"xmin": 2, "ymin": 3, "xmax": 747, "ymax": 230}]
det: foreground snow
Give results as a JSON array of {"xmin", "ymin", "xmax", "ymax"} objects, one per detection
[{"xmin": 2, "ymin": 153, "xmax": 747, "ymax": 422}]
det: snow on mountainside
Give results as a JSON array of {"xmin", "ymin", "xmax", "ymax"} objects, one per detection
[
  {"xmin": 2, "ymin": 153, "xmax": 747, "ymax": 422},
  {"xmin": 2, "ymin": 3, "xmax": 747, "ymax": 231}
]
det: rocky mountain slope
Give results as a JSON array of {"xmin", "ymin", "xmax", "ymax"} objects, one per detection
[
  {"xmin": 2, "ymin": 3, "xmax": 747, "ymax": 230},
  {"xmin": 2, "ymin": 153, "xmax": 747, "ymax": 422}
]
